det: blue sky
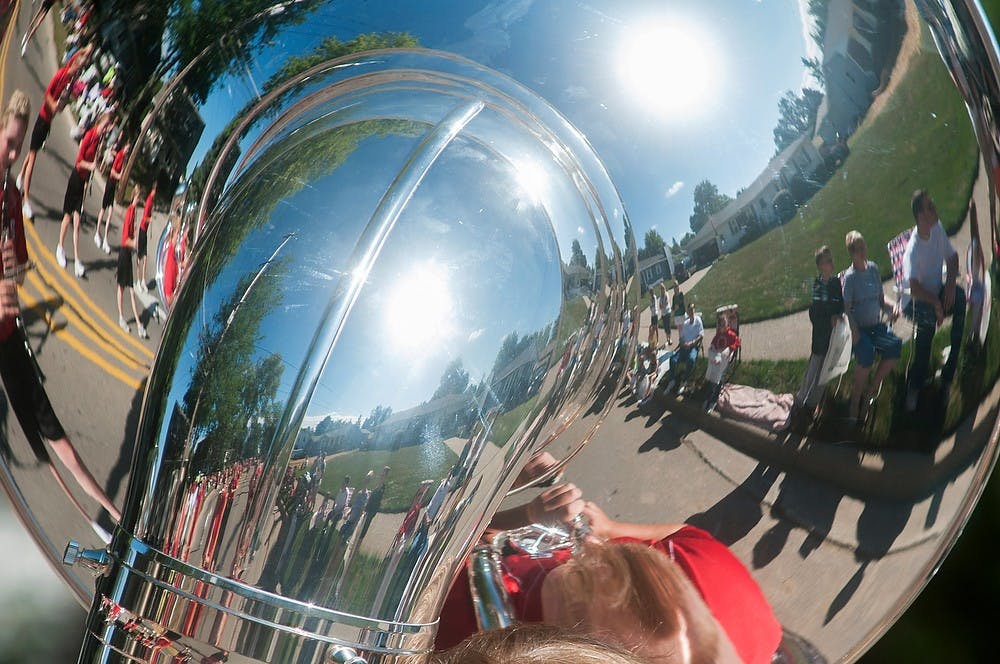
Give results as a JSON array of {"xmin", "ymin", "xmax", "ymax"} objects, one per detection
[
  {"xmin": 176, "ymin": 0, "xmax": 815, "ymax": 421},
  {"xmin": 189, "ymin": 0, "xmax": 812, "ymax": 247}
]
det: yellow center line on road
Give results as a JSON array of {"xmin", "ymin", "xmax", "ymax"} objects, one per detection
[
  {"xmin": 0, "ymin": 1, "xmax": 17, "ymax": 96},
  {"xmin": 19, "ymin": 288, "xmax": 144, "ymax": 391},
  {"xmin": 25, "ymin": 268, "xmax": 150, "ymax": 372},
  {"xmin": 22, "ymin": 217, "xmax": 155, "ymax": 359}
]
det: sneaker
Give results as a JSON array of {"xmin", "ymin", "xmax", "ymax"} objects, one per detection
[
  {"xmin": 137, "ymin": 324, "xmax": 149, "ymax": 339},
  {"xmin": 118, "ymin": 316, "xmax": 129, "ymax": 332},
  {"xmin": 905, "ymin": 387, "xmax": 919, "ymax": 413},
  {"xmin": 15, "ymin": 173, "xmax": 22, "ymax": 191},
  {"xmin": 22, "ymin": 200, "xmax": 33, "ymax": 219},
  {"xmin": 102, "ymin": 239, "xmax": 111, "ymax": 254},
  {"xmin": 55, "ymin": 244, "xmax": 66, "ymax": 268},
  {"xmin": 94, "ymin": 230, "xmax": 101, "ymax": 248},
  {"xmin": 74, "ymin": 260, "xmax": 85, "ymax": 278}
]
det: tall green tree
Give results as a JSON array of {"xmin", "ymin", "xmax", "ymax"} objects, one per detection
[
  {"xmin": 432, "ymin": 359, "xmax": 471, "ymax": 400},
  {"xmin": 569, "ymin": 239, "xmax": 589, "ymax": 269},
  {"xmin": 166, "ymin": 0, "xmax": 325, "ymax": 104},
  {"xmin": 773, "ymin": 88, "xmax": 824, "ymax": 152},
  {"xmin": 638, "ymin": 229, "xmax": 667, "ymax": 260},
  {"xmin": 689, "ymin": 180, "xmax": 733, "ymax": 234}
]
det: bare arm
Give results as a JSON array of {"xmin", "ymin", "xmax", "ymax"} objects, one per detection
[
  {"xmin": 581, "ymin": 502, "xmax": 685, "ymax": 542},
  {"xmin": 487, "ymin": 483, "xmax": 584, "ymax": 533}
]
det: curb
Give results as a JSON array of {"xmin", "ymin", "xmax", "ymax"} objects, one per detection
[{"xmin": 656, "ymin": 385, "xmax": 998, "ymax": 502}]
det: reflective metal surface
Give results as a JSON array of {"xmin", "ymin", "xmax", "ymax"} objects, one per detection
[{"xmin": 0, "ymin": 0, "xmax": 995, "ymax": 662}]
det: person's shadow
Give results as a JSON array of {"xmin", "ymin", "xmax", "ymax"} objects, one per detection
[
  {"xmin": 687, "ymin": 462, "xmax": 782, "ymax": 546},
  {"xmin": 104, "ymin": 378, "xmax": 147, "ymax": 508}
]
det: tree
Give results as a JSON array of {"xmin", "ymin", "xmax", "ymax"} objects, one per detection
[
  {"xmin": 807, "ymin": 0, "xmax": 832, "ymax": 47},
  {"xmin": 638, "ymin": 229, "xmax": 667, "ymax": 261},
  {"xmin": 689, "ymin": 180, "xmax": 733, "ymax": 234},
  {"xmin": 773, "ymin": 88, "xmax": 823, "ymax": 152},
  {"xmin": 432, "ymin": 358, "xmax": 471, "ymax": 400},
  {"xmin": 802, "ymin": 56, "xmax": 825, "ymax": 87},
  {"xmin": 569, "ymin": 239, "xmax": 589, "ymax": 269},
  {"xmin": 165, "ymin": 0, "xmax": 325, "ymax": 104}
]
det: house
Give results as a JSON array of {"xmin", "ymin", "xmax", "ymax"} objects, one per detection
[
  {"xmin": 687, "ymin": 136, "xmax": 823, "ymax": 266},
  {"xmin": 814, "ymin": 0, "xmax": 884, "ymax": 144},
  {"xmin": 638, "ymin": 254, "xmax": 672, "ymax": 293}
]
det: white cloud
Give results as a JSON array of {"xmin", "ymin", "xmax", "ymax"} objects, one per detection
[
  {"xmin": 665, "ymin": 181, "xmax": 685, "ymax": 198},
  {"xmin": 468, "ymin": 328, "xmax": 485, "ymax": 342}
]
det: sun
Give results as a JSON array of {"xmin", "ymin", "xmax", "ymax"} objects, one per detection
[
  {"xmin": 617, "ymin": 19, "xmax": 721, "ymax": 120},
  {"xmin": 391, "ymin": 262, "xmax": 456, "ymax": 354}
]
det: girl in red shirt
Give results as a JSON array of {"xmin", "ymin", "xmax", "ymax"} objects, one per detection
[
  {"xmin": 56, "ymin": 111, "xmax": 111, "ymax": 278},
  {"xmin": 116, "ymin": 186, "xmax": 147, "ymax": 338}
]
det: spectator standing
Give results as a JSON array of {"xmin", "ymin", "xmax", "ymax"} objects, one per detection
[
  {"xmin": 794, "ymin": 246, "xmax": 845, "ymax": 418},
  {"xmin": 647, "ymin": 290, "xmax": 660, "ymax": 350},
  {"xmin": 658, "ymin": 283, "xmax": 671, "ymax": 345},
  {"xmin": 672, "ymin": 283, "xmax": 686, "ymax": 338},
  {"xmin": 902, "ymin": 190, "xmax": 965, "ymax": 411}
]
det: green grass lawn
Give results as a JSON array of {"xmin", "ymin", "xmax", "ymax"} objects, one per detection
[
  {"xmin": 316, "ymin": 440, "xmax": 458, "ymax": 512},
  {"xmin": 688, "ymin": 30, "xmax": 979, "ymax": 324}
]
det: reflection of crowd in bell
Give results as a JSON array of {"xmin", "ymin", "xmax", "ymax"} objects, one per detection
[{"xmin": 628, "ymin": 190, "xmax": 991, "ymax": 439}]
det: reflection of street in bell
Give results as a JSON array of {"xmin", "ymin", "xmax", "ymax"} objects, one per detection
[{"xmin": 0, "ymin": 112, "xmax": 119, "ymax": 539}]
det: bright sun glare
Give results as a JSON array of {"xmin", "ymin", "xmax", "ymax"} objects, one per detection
[
  {"xmin": 617, "ymin": 20, "xmax": 720, "ymax": 120},
  {"xmin": 392, "ymin": 262, "xmax": 455, "ymax": 353}
]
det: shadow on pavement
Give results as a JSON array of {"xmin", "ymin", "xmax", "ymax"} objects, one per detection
[
  {"xmin": 686, "ymin": 462, "xmax": 781, "ymax": 546},
  {"xmin": 105, "ymin": 377, "xmax": 146, "ymax": 507}
]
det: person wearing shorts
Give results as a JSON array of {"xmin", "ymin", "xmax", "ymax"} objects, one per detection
[
  {"xmin": 56, "ymin": 111, "xmax": 111, "ymax": 278},
  {"xmin": 137, "ymin": 182, "xmax": 157, "ymax": 292},
  {"xmin": 116, "ymin": 186, "xmax": 146, "ymax": 338},
  {"xmin": 20, "ymin": 0, "xmax": 57, "ymax": 56},
  {"xmin": 17, "ymin": 46, "xmax": 91, "ymax": 219},
  {"xmin": 842, "ymin": 231, "xmax": 901, "ymax": 424},
  {"xmin": 657, "ymin": 282, "xmax": 671, "ymax": 344},
  {"xmin": 96, "ymin": 140, "xmax": 129, "ymax": 254},
  {"xmin": 0, "ymin": 89, "xmax": 120, "ymax": 524}
]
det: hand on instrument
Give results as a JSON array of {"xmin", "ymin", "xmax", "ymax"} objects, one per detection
[{"xmin": 525, "ymin": 483, "xmax": 584, "ymax": 526}]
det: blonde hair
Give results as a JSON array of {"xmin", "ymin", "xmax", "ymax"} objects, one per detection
[
  {"xmin": 845, "ymin": 231, "xmax": 865, "ymax": 254},
  {"xmin": 814, "ymin": 245, "xmax": 832, "ymax": 266},
  {"xmin": 3, "ymin": 90, "xmax": 31, "ymax": 127},
  {"xmin": 431, "ymin": 624, "xmax": 649, "ymax": 664},
  {"xmin": 541, "ymin": 542, "xmax": 729, "ymax": 664}
]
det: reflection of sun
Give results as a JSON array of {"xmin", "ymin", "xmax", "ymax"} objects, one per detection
[
  {"xmin": 617, "ymin": 19, "xmax": 720, "ymax": 120},
  {"xmin": 392, "ymin": 262, "xmax": 456, "ymax": 353},
  {"xmin": 513, "ymin": 156, "xmax": 550, "ymax": 207}
]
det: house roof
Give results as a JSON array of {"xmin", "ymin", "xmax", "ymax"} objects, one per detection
[
  {"xmin": 687, "ymin": 135, "xmax": 814, "ymax": 253},
  {"xmin": 637, "ymin": 254, "xmax": 670, "ymax": 272}
]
